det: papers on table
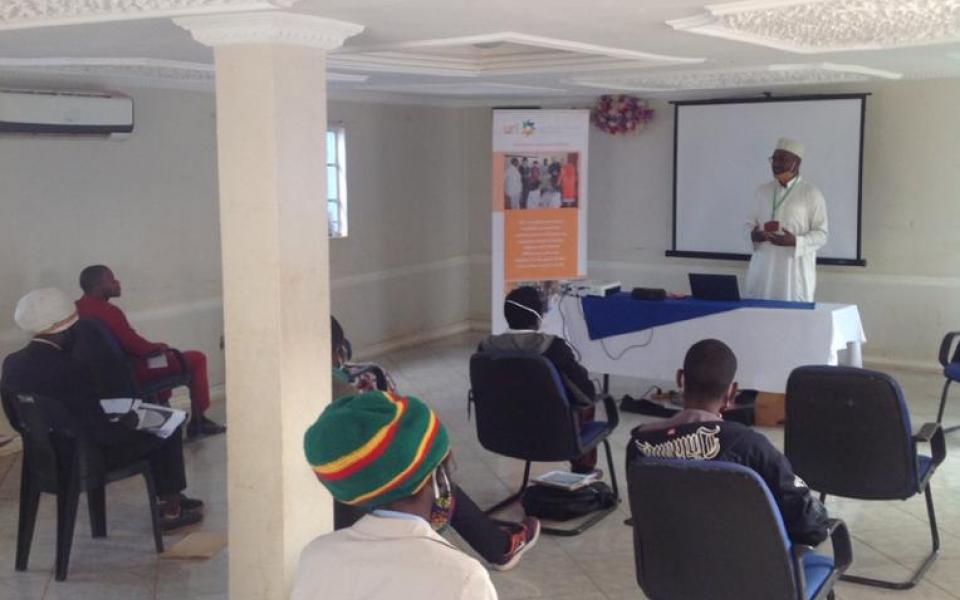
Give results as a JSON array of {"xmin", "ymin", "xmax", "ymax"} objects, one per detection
[{"xmin": 99, "ymin": 398, "xmax": 186, "ymax": 439}]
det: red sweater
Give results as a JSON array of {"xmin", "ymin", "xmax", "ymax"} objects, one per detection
[{"xmin": 75, "ymin": 295, "xmax": 166, "ymax": 357}]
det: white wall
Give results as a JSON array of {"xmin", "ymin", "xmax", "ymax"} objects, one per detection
[
  {"xmin": 327, "ymin": 101, "xmax": 474, "ymax": 349},
  {"xmin": 0, "ymin": 86, "xmax": 482, "ymax": 441},
  {"xmin": 468, "ymin": 79, "xmax": 960, "ymax": 369},
  {"xmin": 2, "ymin": 75, "xmax": 956, "ymax": 442},
  {"xmin": 0, "ymin": 87, "xmax": 224, "ymax": 368}
]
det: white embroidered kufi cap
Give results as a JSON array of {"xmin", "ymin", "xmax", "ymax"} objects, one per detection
[
  {"xmin": 13, "ymin": 288, "xmax": 78, "ymax": 335},
  {"xmin": 775, "ymin": 137, "xmax": 804, "ymax": 160}
]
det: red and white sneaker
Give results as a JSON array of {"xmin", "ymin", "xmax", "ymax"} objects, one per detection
[{"xmin": 490, "ymin": 517, "xmax": 541, "ymax": 572}]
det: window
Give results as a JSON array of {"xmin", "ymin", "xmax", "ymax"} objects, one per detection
[{"xmin": 327, "ymin": 126, "xmax": 348, "ymax": 238}]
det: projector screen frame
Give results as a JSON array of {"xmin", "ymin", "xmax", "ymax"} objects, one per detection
[{"xmin": 666, "ymin": 93, "xmax": 868, "ymax": 267}]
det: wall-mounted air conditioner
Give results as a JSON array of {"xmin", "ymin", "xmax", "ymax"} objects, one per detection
[{"xmin": 0, "ymin": 89, "xmax": 133, "ymax": 135}]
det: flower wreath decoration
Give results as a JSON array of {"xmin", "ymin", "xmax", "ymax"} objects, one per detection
[{"xmin": 591, "ymin": 95, "xmax": 654, "ymax": 135}]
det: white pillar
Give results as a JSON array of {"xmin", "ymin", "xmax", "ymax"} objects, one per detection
[{"xmin": 175, "ymin": 12, "xmax": 363, "ymax": 599}]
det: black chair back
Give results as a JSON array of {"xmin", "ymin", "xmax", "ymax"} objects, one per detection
[
  {"xmin": 71, "ymin": 318, "xmax": 139, "ymax": 398},
  {"xmin": 786, "ymin": 366, "xmax": 917, "ymax": 500},
  {"xmin": 628, "ymin": 458, "xmax": 799, "ymax": 600},
  {"xmin": 469, "ymin": 351, "xmax": 581, "ymax": 461},
  {"xmin": 14, "ymin": 393, "xmax": 107, "ymax": 494}
]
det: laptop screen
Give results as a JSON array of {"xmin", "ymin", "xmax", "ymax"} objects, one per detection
[{"xmin": 688, "ymin": 274, "xmax": 740, "ymax": 301}]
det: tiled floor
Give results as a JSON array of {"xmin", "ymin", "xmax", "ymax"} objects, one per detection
[{"xmin": 2, "ymin": 332, "xmax": 960, "ymax": 599}]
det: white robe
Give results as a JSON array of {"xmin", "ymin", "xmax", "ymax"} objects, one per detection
[
  {"xmin": 744, "ymin": 176, "xmax": 828, "ymax": 302},
  {"xmin": 505, "ymin": 164, "xmax": 522, "ymax": 209}
]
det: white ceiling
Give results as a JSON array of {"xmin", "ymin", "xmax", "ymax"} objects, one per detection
[{"xmin": 0, "ymin": 0, "xmax": 958, "ymax": 102}]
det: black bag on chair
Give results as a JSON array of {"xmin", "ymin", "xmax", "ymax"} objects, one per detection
[{"xmin": 521, "ymin": 482, "xmax": 616, "ymax": 521}]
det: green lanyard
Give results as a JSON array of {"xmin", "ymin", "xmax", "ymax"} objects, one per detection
[{"xmin": 771, "ymin": 177, "xmax": 799, "ymax": 220}]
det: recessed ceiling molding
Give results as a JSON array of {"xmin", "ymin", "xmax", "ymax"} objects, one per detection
[
  {"xmin": 328, "ymin": 31, "xmax": 704, "ymax": 77},
  {"xmin": 0, "ymin": 0, "xmax": 299, "ymax": 31},
  {"xmin": 358, "ymin": 81, "xmax": 569, "ymax": 97},
  {"xmin": 668, "ymin": 0, "xmax": 960, "ymax": 53},
  {"xmin": 0, "ymin": 57, "xmax": 367, "ymax": 91},
  {"xmin": 569, "ymin": 62, "xmax": 902, "ymax": 93}
]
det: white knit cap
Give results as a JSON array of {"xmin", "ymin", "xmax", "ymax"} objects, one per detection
[
  {"xmin": 775, "ymin": 137, "xmax": 804, "ymax": 160},
  {"xmin": 13, "ymin": 288, "xmax": 78, "ymax": 335}
]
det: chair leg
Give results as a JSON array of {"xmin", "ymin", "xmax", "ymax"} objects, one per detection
[
  {"xmin": 484, "ymin": 461, "xmax": 531, "ymax": 516},
  {"xmin": 840, "ymin": 484, "xmax": 939, "ymax": 590},
  {"xmin": 820, "ymin": 492, "xmax": 827, "ymax": 504},
  {"xmin": 541, "ymin": 439, "xmax": 621, "ymax": 538},
  {"xmin": 142, "ymin": 469, "xmax": 165, "ymax": 554},
  {"xmin": 88, "ymin": 486, "xmax": 107, "ymax": 538},
  {"xmin": 604, "ymin": 438, "xmax": 619, "ymax": 501},
  {"xmin": 54, "ymin": 480, "xmax": 81, "ymax": 581},
  {"xmin": 15, "ymin": 469, "xmax": 41, "ymax": 572},
  {"xmin": 936, "ymin": 379, "xmax": 960, "ymax": 434}
]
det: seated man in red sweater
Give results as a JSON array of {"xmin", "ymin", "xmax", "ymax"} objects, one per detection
[{"xmin": 75, "ymin": 265, "xmax": 225, "ymax": 438}]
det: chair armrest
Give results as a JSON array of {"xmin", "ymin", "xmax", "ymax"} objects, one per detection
[
  {"xmin": 824, "ymin": 518, "xmax": 852, "ymax": 573},
  {"xmin": 914, "ymin": 422, "xmax": 947, "ymax": 468},
  {"xmin": 939, "ymin": 331, "xmax": 960, "ymax": 368},
  {"xmin": 601, "ymin": 392, "xmax": 620, "ymax": 430},
  {"xmin": 790, "ymin": 518, "xmax": 852, "ymax": 594},
  {"xmin": 561, "ymin": 373, "xmax": 596, "ymax": 409}
]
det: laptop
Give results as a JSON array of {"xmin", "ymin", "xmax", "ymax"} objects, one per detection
[{"xmin": 688, "ymin": 273, "xmax": 741, "ymax": 301}]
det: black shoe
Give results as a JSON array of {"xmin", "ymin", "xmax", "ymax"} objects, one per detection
[
  {"xmin": 160, "ymin": 494, "xmax": 204, "ymax": 513},
  {"xmin": 160, "ymin": 506, "xmax": 203, "ymax": 533},
  {"xmin": 187, "ymin": 416, "xmax": 226, "ymax": 438},
  {"xmin": 179, "ymin": 494, "xmax": 204, "ymax": 511}
]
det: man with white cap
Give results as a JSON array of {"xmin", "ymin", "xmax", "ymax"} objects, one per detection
[
  {"xmin": 1, "ymin": 287, "xmax": 204, "ymax": 531},
  {"xmin": 745, "ymin": 138, "xmax": 828, "ymax": 302}
]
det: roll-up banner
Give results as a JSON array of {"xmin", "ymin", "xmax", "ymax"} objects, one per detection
[{"xmin": 491, "ymin": 110, "xmax": 589, "ymax": 333}]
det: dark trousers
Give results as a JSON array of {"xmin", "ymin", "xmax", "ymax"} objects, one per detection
[
  {"xmin": 334, "ymin": 484, "xmax": 510, "ymax": 563},
  {"xmin": 570, "ymin": 405, "xmax": 598, "ymax": 473},
  {"xmin": 101, "ymin": 429, "xmax": 187, "ymax": 497}
]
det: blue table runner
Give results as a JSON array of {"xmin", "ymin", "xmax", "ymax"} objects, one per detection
[{"xmin": 580, "ymin": 294, "xmax": 815, "ymax": 340}]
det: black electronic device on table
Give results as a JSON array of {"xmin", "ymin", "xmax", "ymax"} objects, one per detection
[{"xmin": 688, "ymin": 273, "xmax": 741, "ymax": 302}]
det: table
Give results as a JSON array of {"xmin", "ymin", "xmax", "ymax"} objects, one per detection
[{"xmin": 542, "ymin": 294, "xmax": 866, "ymax": 394}]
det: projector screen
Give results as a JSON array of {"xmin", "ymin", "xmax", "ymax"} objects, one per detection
[{"xmin": 668, "ymin": 95, "xmax": 866, "ymax": 266}]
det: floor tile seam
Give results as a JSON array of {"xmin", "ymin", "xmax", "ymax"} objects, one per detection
[
  {"xmin": 849, "ymin": 531, "xmax": 947, "ymax": 572},
  {"xmin": 0, "ymin": 457, "xmax": 16, "ymax": 488},
  {"xmin": 567, "ymin": 545, "xmax": 627, "ymax": 598}
]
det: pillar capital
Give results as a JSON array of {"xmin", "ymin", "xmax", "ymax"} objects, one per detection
[{"xmin": 175, "ymin": 10, "xmax": 363, "ymax": 50}]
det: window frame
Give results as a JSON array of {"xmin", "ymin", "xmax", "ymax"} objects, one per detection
[{"xmin": 327, "ymin": 124, "xmax": 348, "ymax": 238}]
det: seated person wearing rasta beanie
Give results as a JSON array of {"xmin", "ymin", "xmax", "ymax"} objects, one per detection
[
  {"xmin": 627, "ymin": 339, "xmax": 829, "ymax": 546},
  {"xmin": 329, "ymin": 316, "xmax": 540, "ymax": 571},
  {"xmin": 478, "ymin": 286, "xmax": 600, "ymax": 474},
  {"xmin": 293, "ymin": 391, "xmax": 498, "ymax": 600}
]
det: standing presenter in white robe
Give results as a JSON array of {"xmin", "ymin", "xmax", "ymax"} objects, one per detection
[{"xmin": 745, "ymin": 138, "xmax": 828, "ymax": 302}]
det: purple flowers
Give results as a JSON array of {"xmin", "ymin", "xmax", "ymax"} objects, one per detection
[{"xmin": 592, "ymin": 95, "xmax": 654, "ymax": 135}]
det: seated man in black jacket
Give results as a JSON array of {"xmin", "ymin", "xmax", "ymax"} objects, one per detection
[
  {"xmin": 1, "ymin": 288, "xmax": 203, "ymax": 532},
  {"xmin": 478, "ymin": 285, "xmax": 599, "ymax": 474},
  {"xmin": 627, "ymin": 338, "xmax": 829, "ymax": 546}
]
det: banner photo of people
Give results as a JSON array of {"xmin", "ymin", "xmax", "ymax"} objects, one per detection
[{"xmin": 491, "ymin": 110, "xmax": 589, "ymax": 333}]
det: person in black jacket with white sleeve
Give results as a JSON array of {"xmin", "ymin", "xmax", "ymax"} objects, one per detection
[{"xmin": 628, "ymin": 338, "xmax": 829, "ymax": 546}]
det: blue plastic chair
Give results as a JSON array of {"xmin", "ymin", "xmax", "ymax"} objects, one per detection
[
  {"xmin": 936, "ymin": 331, "xmax": 960, "ymax": 433},
  {"xmin": 786, "ymin": 365, "xmax": 947, "ymax": 590},
  {"xmin": 628, "ymin": 458, "xmax": 850, "ymax": 600},
  {"xmin": 468, "ymin": 350, "xmax": 619, "ymax": 536}
]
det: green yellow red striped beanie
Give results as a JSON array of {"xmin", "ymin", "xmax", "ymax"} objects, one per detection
[{"xmin": 304, "ymin": 390, "xmax": 450, "ymax": 508}]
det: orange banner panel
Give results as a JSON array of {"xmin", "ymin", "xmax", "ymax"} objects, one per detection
[
  {"xmin": 491, "ymin": 152, "xmax": 506, "ymax": 213},
  {"xmin": 504, "ymin": 208, "xmax": 579, "ymax": 281}
]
